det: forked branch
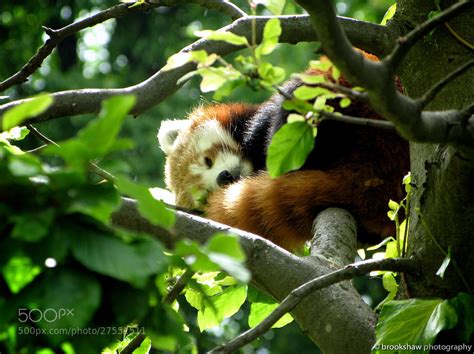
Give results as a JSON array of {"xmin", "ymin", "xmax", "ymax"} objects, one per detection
[{"xmin": 295, "ymin": 0, "xmax": 474, "ymax": 147}]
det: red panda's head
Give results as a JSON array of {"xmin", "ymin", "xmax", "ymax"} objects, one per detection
[{"xmin": 158, "ymin": 104, "xmax": 256, "ymax": 209}]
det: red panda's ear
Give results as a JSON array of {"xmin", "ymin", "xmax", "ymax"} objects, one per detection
[{"xmin": 157, "ymin": 119, "xmax": 191, "ymax": 155}]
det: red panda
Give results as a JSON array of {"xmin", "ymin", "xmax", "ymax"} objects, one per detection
[{"xmin": 158, "ymin": 54, "xmax": 409, "ymax": 251}]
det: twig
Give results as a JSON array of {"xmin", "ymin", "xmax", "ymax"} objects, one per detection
[
  {"xmin": 418, "ymin": 59, "xmax": 474, "ymax": 108},
  {"xmin": 26, "ymin": 124, "xmax": 116, "ymax": 183},
  {"xmin": 317, "ymin": 110, "xmax": 395, "ymax": 130},
  {"xmin": 26, "ymin": 124, "xmax": 59, "ymax": 147},
  {"xmin": 384, "ymin": 0, "xmax": 473, "ymax": 72},
  {"xmin": 163, "ymin": 268, "xmax": 195, "ymax": 304},
  {"xmin": 315, "ymin": 82, "xmax": 369, "ymax": 102},
  {"xmin": 158, "ymin": 0, "xmax": 248, "ymax": 20},
  {"xmin": 120, "ymin": 333, "xmax": 147, "ymax": 354},
  {"xmin": 209, "ymin": 257, "xmax": 419, "ymax": 353},
  {"xmin": 275, "ymin": 84, "xmax": 394, "ymax": 130}
]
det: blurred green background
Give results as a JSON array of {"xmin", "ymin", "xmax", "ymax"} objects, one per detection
[
  {"xmin": 0, "ymin": 1, "xmax": 393, "ymax": 352},
  {"xmin": 1, "ymin": 0, "xmax": 393, "ymax": 185}
]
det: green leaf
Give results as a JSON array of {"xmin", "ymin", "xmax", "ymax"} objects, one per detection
[
  {"xmin": 162, "ymin": 50, "xmax": 209, "ymax": 71},
  {"xmin": 249, "ymin": 302, "xmax": 293, "ymax": 328},
  {"xmin": 376, "ymin": 273, "xmax": 399, "ymax": 309},
  {"xmin": 381, "ymin": 3, "xmax": 397, "ymax": 25},
  {"xmin": 116, "ymin": 176, "xmax": 175, "ymax": 229},
  {"xmin": 254, "ymin": 0, "xmax": 286, "ymax": 15},
  {"xmin": 199, "ymin": 68, "xmax": 227, "ymax": 92},
  {"xmin": 10, "ymin": 209, "xmax": 55, "ymax": 242},
  {"xmin": 382, "ymin": 273, "xmax": 398, "ymax": 296},
  {"xmin": 257, "ymin": 62, "xmax": 285, "ymax": 86},
  {"xmin": 267, "ymin": 121, "xmax": 314, "ymax": 177},
  {"xmin": 2, "ymin": 256, "xmax": 41, "ymax": 293},
  {"xmin": 8, "ymin": 153, "xmax": 43, "ymax": 177},
  {"xmin": 43, "ymin": 95, "xmax": 135, "ymax": 170},
  {"xmin": 197, "ymin": 285, "xmax": 247, "ymax": 331},
  {"xmin": 388, "ymin": 199, "xmax": 399, "ymax": 211},
  {"xmin": 36, "ymin": 269, "xmax": 101, "ymax": 331},
  {"xmin": 69, "ymin": 229, "xmax": 168, "ymax": 288},
  {"xmin": 339, "ymin": 97, "xmax": 351, "ymax": 108},
  {"xmin": 0, "ymin": 126, "xmax": 30, "ymax": 141},
  {"xmin": 309, "ymin": 60, "xmax": 332, "ymax": 72},
  {"xmin": 256, "ymin": 18, "xmax": 282, "ymax": 58},
  {"xmin": 195, "ymin": 30, "xmax": 249, "ymax": 46},
  {"xmin": 248, "ymin": 290, "xmax": 293, "ymax": 328},
  {"xmin": 436, "ymin": 246, "xmax": 451, "ymax": 279},
  {"xmin": 447, "ymin": 293, "xmax": 474, "ymax": 342},
  {"xmin": 78, "ymin": 95, "xmax": 136, "ymax": 156},
  {"xmin": 207, "ymin": 233, "xmax": 245, "ymax": 261},
  {"xmin": 176, "ymin": 234, "xmax": 250, "ymax": 282},
  {"xmin": 66, "ymin": 182, "xmax": 120, "ymax": 223},
  {"xmin": 287, "ymin": 113, "xmax": 305, "ymax": 123},
  {"xmin": 2, "ymin": 95, "xmax": 53, "ymax": 131},
  {"xmin": 375, "ymin": 298, "xmax": 458, "ymax": 353},
  {"xmin": 293, "ymin": 86, "xmax": 331, "ymax": 101},
  {"xmin": 385, "ymin": 240, "xmax": 399, "ymax": 258}
]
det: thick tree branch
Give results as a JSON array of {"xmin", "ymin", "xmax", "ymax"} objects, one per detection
[
  {"xmin": 0, "ymin": 15, "xmax": 389, "ymax": 128},
  {"xmin": 210, "ymin": 257, "xmax": 418, "ymax": 354},
  {"xmin": 295, "ymin": 0, "xmax": 474, "ymax": 148},
  {"xmin": 112, "ymin": 201, "xmax": 402, "ymax": 353},
  {"xmin": 385, "ymin": 0, "xmax": 473, "ymax": 72},
  {"xmin": 310, "ymin": 208, "xmax": 357, "ymax": 266}
]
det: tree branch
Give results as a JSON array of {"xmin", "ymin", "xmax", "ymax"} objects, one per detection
[
  {"xmin": 0, "ymin": 15, "xmax": 389, "ymax": 128},
  {"xmin": 310, "ymin": 208, "xmax": 357, "ymax": 266},
  {"xmin": 111, "ymin": 201, "xmax": 389, "ymax": 353},
  {"xmin": 295, "ymin": 0, "xmax": 474, "ymax": 148},
  {"xmin": 385, "ymin": 0, "xmax": 474, "ymax": 73},
  {"xmin": 162, "ymin": 268, "xmax": 195, "ymax": 304},
  {"xmin": 148, "ymin": 0, "xmax": 247, "ymax": 20},
  {"xmin": 318, "ymin": 110, "xmax": 396, "ymax": 130},
  {"xmin": 210, "ymin": 257, "xmax": 418, "ymax": 354}
]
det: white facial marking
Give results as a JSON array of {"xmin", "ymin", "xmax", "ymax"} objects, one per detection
[
  {"xmin": 192, "ymin": 120, "xmax": 238, "ymax": 153},
  {"xmin": 186, "ymin": 119, "xmax": 253, "ymax": 194}
]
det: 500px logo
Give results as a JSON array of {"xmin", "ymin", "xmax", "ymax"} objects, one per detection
[{"xmin": 18, "ymin": 308, "xmax": 74, "ymax": 323}]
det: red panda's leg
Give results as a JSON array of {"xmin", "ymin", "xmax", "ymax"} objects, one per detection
[{"xmin": 205, "ymin": 168, "xmax": 392, "ymax": 251}]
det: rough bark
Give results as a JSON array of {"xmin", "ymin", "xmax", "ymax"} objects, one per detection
[
  {"xmin": 394, "ymin": 0, "xmax": 474, "ymax": 296},
  {"xmin": 113, "ymin": 202, "xmax": 390, "ymax": 353}
]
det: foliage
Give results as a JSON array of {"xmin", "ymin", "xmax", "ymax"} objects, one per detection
[
  {"xmin": 2, "ymin": 0, "xmax": 470, "ymax": 353},
  {"xmin": 374, "ymin": 293, "xmax": 474, "ymax": 353},
  {"xmin": 0, "ymin": 97, "xmax": 254, "ymax": 352}
]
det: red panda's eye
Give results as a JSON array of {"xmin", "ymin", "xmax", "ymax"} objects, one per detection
[{"xmin": 205, "ymin": 157, "xmax": 213, "ymax": 168}]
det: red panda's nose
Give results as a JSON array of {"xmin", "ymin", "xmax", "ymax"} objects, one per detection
[{"xmin": 217, "ymin": 170, "xmax": 237, "ymax": 187}]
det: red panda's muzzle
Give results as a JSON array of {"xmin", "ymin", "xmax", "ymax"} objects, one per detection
[{"xmin": 217, "ymin": 169, "xmax": 240, "ymax": 187}]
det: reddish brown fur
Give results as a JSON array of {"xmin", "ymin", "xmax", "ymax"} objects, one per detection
[{"xmin": 165, "ymin": 52, "xmax": 409, "ymax": 251}]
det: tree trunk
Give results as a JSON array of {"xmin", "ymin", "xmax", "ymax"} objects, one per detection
[{"xmin": 393, "ymin": 0, "xmax": 474, "ymax": 297}]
